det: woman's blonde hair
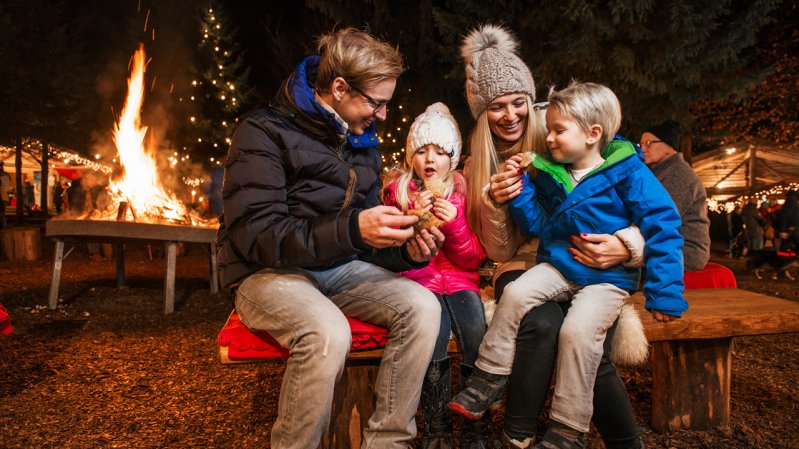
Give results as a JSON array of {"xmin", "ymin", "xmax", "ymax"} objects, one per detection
[
  {"xmin": 548, "ymin": 81, "xmax": 621, "ymax": 150},
  {"xmin": 465, "ymin": 95, "xmax": 547, "ymax": 236},
  {"xmin": 316, "ymin": 27, "xmax": 405, "ymax": 91}
]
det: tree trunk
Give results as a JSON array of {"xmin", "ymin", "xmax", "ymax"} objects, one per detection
[
  {"xmin": 41, "ymin": 142, "xmax": 49, "ymax": 214},
  {"xmin": 14, "ymin": 138, "xmax": 24, "ymax": 225}
]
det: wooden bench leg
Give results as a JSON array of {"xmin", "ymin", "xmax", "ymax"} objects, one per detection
[
  {"xmin": 650, "ymin": 338, "xmax": 732, "ymax": 432},
  {"xmin": 48, "ymin": 239, "xmax": 64, "ymax": 310},
  {"xmin": 164, "ymin": 241, "xmax": 177, "ymax": 314},
  {"xmin": 319, "ymin": 359, "xmax": 379, "ymax": 449}
]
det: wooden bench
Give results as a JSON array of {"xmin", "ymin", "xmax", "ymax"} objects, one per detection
[{"xmin": 218, "ymin": 288, "xmax": 799, "ymax": 445}]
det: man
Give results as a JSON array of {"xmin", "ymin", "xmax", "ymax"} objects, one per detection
[
  {"xmin": 216, "ymin": 28, "xmax": 443, "ymax": 449},
  {"xmin": 641, "ymin": 120, "xmax": 710, "ymax": 271},
  {"xmin": 0, "ymin": 162, "xmax": 10, "ymax": 229}
]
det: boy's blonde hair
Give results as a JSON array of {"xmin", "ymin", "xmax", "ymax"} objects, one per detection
[
  {"xmin": 465, "ymin": 95, "xmax": 547, "ymax": 236},
  {"xmin": 547, "ymin": 81, "xmax": 621, "ymax": 150},
  {"xmin": 316, "ymin": 27, "xmax": 405, "ymax": 91}
]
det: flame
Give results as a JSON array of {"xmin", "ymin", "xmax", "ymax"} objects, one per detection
[{"xmin": 108, "ymin": 44, "xmax": 188, "ymax": 224}]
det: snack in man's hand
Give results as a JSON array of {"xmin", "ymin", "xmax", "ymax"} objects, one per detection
[
  {"xmin": 424, "ymin": 178, "xmax": 447, "ymax": 198},
  {"xmin": 519, "ymin": 152, "xmax": 536, "ymax": 168},
  {"xmin": 407, "ymin": 209, "xmax": 444, "ymax": 233}
]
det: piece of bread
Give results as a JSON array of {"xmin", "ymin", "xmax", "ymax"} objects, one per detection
[
  {"xmin": 407, "ymin": 209, "xmax": 444, "ymax": 233},
  {"xmin": 424, "ymin": 178, "xmax": 447, "ymax": 198},
  {"xmin": 519, "ymin": 152, "xmax": 536, "ymax": 168}
]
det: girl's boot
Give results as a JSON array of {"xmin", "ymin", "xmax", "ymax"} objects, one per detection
[{"xmin": 421, "ymin": 358, "xmax": 452, "ymax": 449}]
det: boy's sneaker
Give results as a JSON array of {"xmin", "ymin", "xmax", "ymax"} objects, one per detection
[
  {"xmin": 448, "ymin": 368, "xmax": 507, "ymax": 420},
  {"xmin": 531, "ymin": 429, "xmax": 586, "ymax": 449}
]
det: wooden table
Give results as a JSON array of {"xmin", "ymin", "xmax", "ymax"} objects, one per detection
[{"xmin": 46, "ymin": 219, "xmax": 219, "ymax": 314}]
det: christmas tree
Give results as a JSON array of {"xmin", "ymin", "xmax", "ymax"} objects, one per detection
[{"xmin": 182, "ymin": 1, "xmax": 253, "ymax": 168}]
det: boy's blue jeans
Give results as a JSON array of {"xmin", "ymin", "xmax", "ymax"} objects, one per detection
[
  {"xmin": 475, "ymin": 262, "xmax": 628, "ymax": 433},
  {"xmin": 432, "ymin": 290, "xmax": 487, "ymax": 366},
  {"xmin": 235, "ymin": 260, "xmax": 441, "ymax": 449}
]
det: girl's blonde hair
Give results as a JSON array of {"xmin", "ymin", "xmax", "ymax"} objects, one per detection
[
  {"xmin": 391, "ymin": 168, "xmax": 461, "ymax": 212},
  {"xmin": 547, "ymin": 81, "xmax": 621, "ymax": 150},
  {"xmin": 316, "ymin": 27, "xmax": 405, "ymax": 91},
  {"xmin": 465, "ymin": 95, "xmax": 547, "ymax": 236}
]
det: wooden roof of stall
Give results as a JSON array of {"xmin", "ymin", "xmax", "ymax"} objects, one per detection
[{"xmin": 692, "ymin": 139, "xmax": 799, "ymax": 200}]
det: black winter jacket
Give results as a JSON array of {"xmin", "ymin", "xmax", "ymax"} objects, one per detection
[{"xmin": 216, "ymin": 56, "xmax": 422, "ymax": 288}]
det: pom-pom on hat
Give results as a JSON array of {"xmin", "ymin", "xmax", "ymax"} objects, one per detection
[
  {"xmin": 645, "ymin": 120, "xmax": 682, "ymax": 151},
  {"xmin": 461, "ymin": 24, "xmax": 536, "ymax": 118},
  {"xmin": 406, "ymin": 102, "xmax": 462, "ymax": 172}
]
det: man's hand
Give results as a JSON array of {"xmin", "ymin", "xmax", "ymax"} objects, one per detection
[
  {"xmin": 406, "ymin": 227, "xmax": 445, "ymax": 263},
  {"xmin": 489, "ymin": 157, "xmax": 524, "ymax": 204},
  {"xmin": 568, "ymin": 233, "xmax": 631, "ymax": 269},
  {"xmin": 651, "ymin": 310, "xmax": 677, "ymax": 323},
  {"xmin": 359, "ymin": 206, "xmax": 418, "ymax": 248}
]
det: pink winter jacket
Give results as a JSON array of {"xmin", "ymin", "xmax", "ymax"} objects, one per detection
[{"xmin": 384, "ymin": 177, "xmax": 486, "ymax": 295}]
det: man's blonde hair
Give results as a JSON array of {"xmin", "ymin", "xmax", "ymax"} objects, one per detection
[
  {"xmin": 316, "ymin": 27, "xmax": 405, "ymax": 92},
  {"xmin": 548, "ymin": 81, "xmax": 621, "ymax": 150}
]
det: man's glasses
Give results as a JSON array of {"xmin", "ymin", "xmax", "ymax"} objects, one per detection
[
  {"xmin": 640, "ymin": 139, "xmax": 663, "ymax": 149},
  {"xmin": 347, "ymin": 81, "xmax": 389, "ymax": 114}
]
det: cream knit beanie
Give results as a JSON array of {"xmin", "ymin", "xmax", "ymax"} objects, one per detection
[
  {"xmin": 405, "ymin": 102, "xmax": 462, "ymax": 172},
  {"xmin": 461, "ymin": 24, "xmax": 536, "ymax": 118}
]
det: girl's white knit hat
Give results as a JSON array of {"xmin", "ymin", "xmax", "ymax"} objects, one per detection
[{"xmin": 405, "ymin": 102, "xmax": 462, "ymax": 171}]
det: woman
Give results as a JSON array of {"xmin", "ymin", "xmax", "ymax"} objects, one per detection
[{"xmin": 460, "ymin": 25, "xmax": 645, "ymax": 449}]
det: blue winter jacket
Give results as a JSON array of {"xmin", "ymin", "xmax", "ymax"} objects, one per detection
[{"xmin": 508, "ymin": 137, "xmax": 687, "ymax": 316}]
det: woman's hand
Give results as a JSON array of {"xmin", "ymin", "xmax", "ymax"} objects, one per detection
[
  {"xmin": 489, "ymin": 155, "xmax": 525, "ymax": 204},
  {"xmin": 432, "ymin": 198, "xmax": 457, "ymax": 223},
  {"xmin": 406, "ymin": 227, "xmax": 445, "ymax": 262},
  {"xmin": 568, "ymin": 233, "xmax": 631, "ymax": 269}
]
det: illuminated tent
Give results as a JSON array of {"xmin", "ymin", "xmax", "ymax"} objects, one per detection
[{"xmin": 693, "ymin": 139, "xmax": 799, "ymax": 201}]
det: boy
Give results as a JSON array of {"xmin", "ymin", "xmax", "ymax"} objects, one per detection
[{"xmin": 450, "ymin": 82, "xmax": 686, "ymax": 449}]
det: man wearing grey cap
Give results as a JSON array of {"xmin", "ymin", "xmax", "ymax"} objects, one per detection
[{"xmin": 640, "ymin": 120, "xmax": 710, "ymax": 271}]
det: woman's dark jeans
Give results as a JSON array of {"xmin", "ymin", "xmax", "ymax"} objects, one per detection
[
  {"xmin": 432, "ymin": 290, "xmax": 487, "ymax": 366},
  {"xmin": 496, "ymin": 270, "xmax": 640, "ymax": 449}
]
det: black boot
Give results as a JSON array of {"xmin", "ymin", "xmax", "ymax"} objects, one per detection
[
  {"xmin": 421, "ymin": 358, "xmax": 452, "ymax": 449},
  {"xmin": 459, "ymin": 365, "xmax": 497, "ymax": 449}
]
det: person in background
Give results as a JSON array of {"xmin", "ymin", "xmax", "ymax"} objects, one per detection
[
  {"xmin": 383, "ymin": 103, "xmax": 488, "ymax": 448},
  {"xmin": 216, "ymin": 27, "xmax": 443, "ymax": 449},
  {"xmin": 741, "ymin": 197, "xmax": 766, "ymax": 252},
  {"xmin": 0, "ymin": 162, "xmax": 10, "ymax": 229},
  {"xmin": 777, "ymin": 190, "xmax": 799, "ymax": 251},
  {"xmin": 53, "ymin": 179, "xmax": 66, "ymax": 215},
  {"xmin": 640, "ymin": 120, "xmax": 710, "ymax": 271},
  {"xmin": 728, "ymin": 205, "xmax": 745, "ymax": 257}
]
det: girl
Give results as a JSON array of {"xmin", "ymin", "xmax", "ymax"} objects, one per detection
[{"xmin": 383, "ymin": 102, "xmax": 490, "ymax": 449}]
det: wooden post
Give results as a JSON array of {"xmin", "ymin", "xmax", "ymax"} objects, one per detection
[
  {"xmin": 320, "ymin": 360, "xmax": 380, "ymax": 449},
  {"xmin": 48, "ymin": 239, "xmax": 64, "ymax": 310},
  {"xmin": 1, "ymin": 226, "xmax": 41, "ymax": 261},
  {"xmin": 209, "ymin": 242, "xmax": 219, "ymax": 294},
  {"xmin": 650, "ymin": 338, "xmax": 732, "ymax": 431},
  {"xmin": 164, "ymin": 241, "xmax": 177, "ymax": 314},
  {"xmin": 115, "ymin": 243, "xmax": 126, "ymax": 289}
]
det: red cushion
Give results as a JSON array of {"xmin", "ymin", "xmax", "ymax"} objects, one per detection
[
  {"xmin": 0, "ymin": 304, "xmax": 11, "ymax": 335},
  {"xmin": 683, "ymin": 262, "xmax": 737, "ymax": 290},
  {"xmin": 218, "ymin": 310, "xmax": 389, "ymax": 360}
]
